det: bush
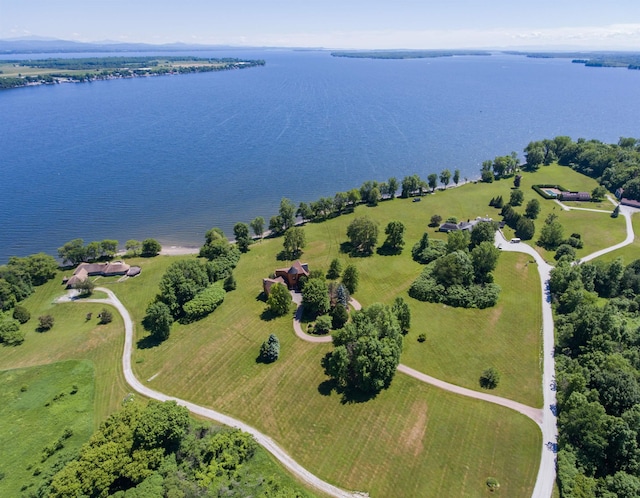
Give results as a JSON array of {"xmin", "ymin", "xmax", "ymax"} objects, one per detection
[
  {"xmin": 182, "ymin": 283, "xmax": 225, "ymax": 321},
  {"xmin": 314, "ymin": 315, "xmax": 332, "ymax": 335},
  {"xmin": 13, "ymin": 305, "xmax": 30, "ymax": 324},
  {"xmin": 38, "ymin": 314, "xmax": 55, "ymax": 331},
  {"xmin": 479, "ymin": 368, "xmax": 500, "ymax": 389},
  {"xmin": 0, "ymin": 319, "xmax": 24, "ymax": 345},
  {"xmin": 98, "ymin": 308, "xmax": 113, "ymax": 324},
  {"xmin": 417, "ymin": 333, "xmax": 426, "ymax": 343}
]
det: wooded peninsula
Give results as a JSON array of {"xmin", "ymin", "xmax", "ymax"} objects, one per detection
[{"xmin": 0, "ymin": 56, "xmax": 265, "ymax": 89}]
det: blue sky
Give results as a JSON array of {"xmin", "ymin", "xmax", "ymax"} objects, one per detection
[{"xmin": 2, "ymin": 0, "xmax": 640, "ymax": 49}]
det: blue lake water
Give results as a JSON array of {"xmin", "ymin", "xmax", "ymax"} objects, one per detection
[{"xmin": 1, "ymin": 49, "xmax": 640, "ymax": 261}]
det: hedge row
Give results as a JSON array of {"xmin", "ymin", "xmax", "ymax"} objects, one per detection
[{"xmin": 531, "ymin": 184, "xmax": 568, "ymax": 199}]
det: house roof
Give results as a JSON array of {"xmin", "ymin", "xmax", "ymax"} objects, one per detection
[
  {"xmin": 439, "ymin": 222, "xmax": 460, "ymax": 232},
  {"xmin": 74, "ymin": 261, "xmax": 130, "ymax": 276}
]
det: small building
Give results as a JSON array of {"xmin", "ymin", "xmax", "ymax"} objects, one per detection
[
  {"xmin": 559, "ymin": 191, "xmax": 591, "ymax": 202},
  {"xmin": 263, "ymin": 260, "xmax": 309, "ymax": 295},
  {"xmin": 621, "ymin": 198, "xmax": 640, "ymax": 209}
]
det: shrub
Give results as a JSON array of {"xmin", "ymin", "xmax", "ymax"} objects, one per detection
[
  {"xmin": 141, "ymin": 238, "xmax": 162, "ymax": 257},
  {"xmin": 479, "ymin": 368, "xmax": 500, "ymax": 389},
  {"xmin": 38, "ymin": 314, "xmax": 55, "ymax": 331},
  {"xmin": 0, "ymin": 319, "xmax": 25, "ymax": 345},
  {"xmin": 417, "ymin": 333, "xmax": 426, "ymax": 343},
  {"xmin": 429, "ymin": 214, "xmax": 442, "ymax": 227},
  {"xmin": 314, "ymin": 315, "xmax": 332, "ymax": 335},
  {"xmin": 182, "ymin": 283, "xmax": 225, "ymax": 321},
  {"xmin": 98, "ymin": 308, "xmax": 113, "ymax": 324},
  {"xmin": 13, "ymin": 305, "xmax": 30, "ymax": 324}
]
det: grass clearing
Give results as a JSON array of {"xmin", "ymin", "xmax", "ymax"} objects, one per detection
[
  {"xmin": 598, "ymin": 212, "xmax": 640, "ymax": 264},
  {"xmin": 402, "ymin": 251, "xmax": 543, "ymax": 406},
  {"xmin": 0, "ymin": 274, "xmax": 130, "ymax": 425},
  {"xmin": 0, "ymin": 360, "xmax": 94, "ymax": 497}
]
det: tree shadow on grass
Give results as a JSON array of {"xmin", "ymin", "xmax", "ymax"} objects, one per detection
[
  {"xmin": 137, "ymin": 333, "xmax": 164, "ymax": 350},
  {"xmin": 260, "ymin": 309, "xmax": 279, "ymax": 321},
  {"xmin": 376, "ymin": 244, "xmax": 402, "ymax": 256},
  {"xmin": 340, "ymin": 242, "xmax": 374, "ymax": 258},
  {"xmin": 317, "ymin": 378, "xmax": 378, "ymax": 404}
]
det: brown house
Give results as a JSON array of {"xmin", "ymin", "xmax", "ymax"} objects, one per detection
[
  {"xmin": 63, "ymin": 261, "xmax": 140, "ymax": 288},
  {"xmin": 263, "ymin": 260, "xmax": 309, "ymax": 295}
]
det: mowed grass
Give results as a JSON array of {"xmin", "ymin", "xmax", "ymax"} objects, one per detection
[
  {"xmin": 0, "ymin": 360, "xmax": 94, "ymax": 497},
  {"xmin": 0, "ymin": 274, "xmax": 130, "ymax": 425},
  {"xmin": 402, "ymin": 252, "xmax": 543, "ymax": 406},
  {"xmin": 120, "ymin": 221, "xmax": 542, "ymax": 494},
  {"xmin": 598, "ymin": 212, "xmax": 640, "ymax": 264}
]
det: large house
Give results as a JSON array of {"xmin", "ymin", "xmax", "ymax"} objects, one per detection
[
  {"xmin": 439, "ymin": 217, "xmax": 493, "ymax": 233},
  {"xmin": 263, "ymin": 260, "xmax": 309, "ymax": 295},
  {"xmin": 63, "ymin": 261, "xmax": 141, "ymax": 288}
]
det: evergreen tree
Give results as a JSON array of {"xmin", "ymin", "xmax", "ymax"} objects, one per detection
[{"xmin": 260, "ymin": 334, "xmax": 280, "ymax": 363}]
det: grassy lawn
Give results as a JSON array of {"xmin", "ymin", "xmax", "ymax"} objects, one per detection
[
  {"xmin": 119, "ymin": 207, "xmax": 542, "ymax": 495},
  {"xmin": 598, "ymin": 212, "xmax": 640, "ymax": 264},
  {"xmin": 402, "ymin": 251, "xmax": 543, "ymax": 406},
  {"xmin": 0, "ymin": 360, "xmax": 94, "ymax": 497},
  {"xmin": 0, "ymin": 274, "xmax": 130, "ymax": 426}
]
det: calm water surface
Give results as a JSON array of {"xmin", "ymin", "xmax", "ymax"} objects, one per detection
[{"xmin": 1, "ymin": 50, "xmax": 639, "ymax": 261}]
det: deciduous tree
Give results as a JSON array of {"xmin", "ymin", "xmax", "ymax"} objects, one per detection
[
  {"xmin": 382, "ymin": 220, "xmax": 405, "ymax": 253},
  {"xmin": 283, "ymin": 227, "xmax": 306, "ymax": 258},
  {"xmin": 342, "ymin": 264, "xmax": 359, "ymax": 294},
  {"xmin": 346, "ymin": 216, "xmax": 379, "ymax": 255},
  {"xmin": 266, "ymin": 283, "xmax": 291, "ymax": 317},
  {"xmin": 302, "ymin": 278, "xmax": 330, "ymax": 317},
  {"xmin": 141, "ymin": 238, "xmax": 161, "ymax": 257},
  {"xmin": 250, "ymin": 216, "xmax": 265, "ymax": 239},
  {"xmin": 143, "ymin": 301, "xmax": 173, "ymax": 340},
  {"xmin": 233, "ymin": 222, "xmax": 251, "ymax": 253}
]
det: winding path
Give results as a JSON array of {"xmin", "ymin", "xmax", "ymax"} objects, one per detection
[{"xmin": 77, "ymin": 288, "xmax": 364, "ymax": 498}]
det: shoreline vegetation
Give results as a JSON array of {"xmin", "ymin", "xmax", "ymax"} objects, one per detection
[
  {"xmin": 505, "ymin": 50, "xmax": 640, "ymax": 70},
  {"xmin": 0, "ymin": 56, "xmax": 265, "ymax": 89},
  {"xmin": 331, "ymin": 49, "xmax": 491, "ymax": 59}
]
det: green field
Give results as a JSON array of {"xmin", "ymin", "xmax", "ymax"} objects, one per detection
[{"xmin": 0, "ymin": 361, "xmax": 94, "ymax": 497}]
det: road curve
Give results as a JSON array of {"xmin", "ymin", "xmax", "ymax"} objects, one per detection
[{"xmin": 77, "ymin": 288, "xmax": 365, "ymax": 498}]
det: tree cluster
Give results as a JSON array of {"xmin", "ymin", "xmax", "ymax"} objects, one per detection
[
  {"xmin": 42, "ymin": 400, "xmax": 302, "ymax": 497},
  {"xmin": 480, "ymin": 152, "xmax": 519, "ymax": 182},
  {"xmin": 550, "ymin": 256, "xmax": 640, "ymax": 496},
  {"xmin": 524, "ymin": 136, "xmax": 640, "ymax": 202},
  {"xmin": 409, "ymin": 227, "xmax": 501, "ymax": 309},
  {"xmin": 322, "ymin": 303, "xmax": 403, "ymax": 395},
  {"xmin": 144, "ymin": 230, "xmax": 239, "ymax": 339}
]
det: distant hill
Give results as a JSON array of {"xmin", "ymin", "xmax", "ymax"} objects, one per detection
[{"xmin": 0, "ymin": 38, "xmax": 241, "ymax": 55}]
